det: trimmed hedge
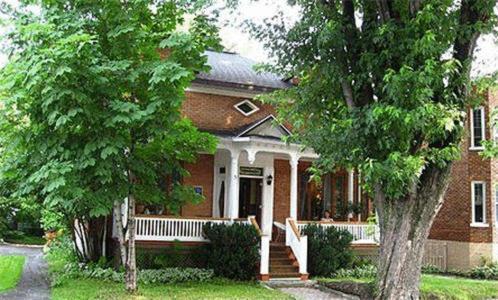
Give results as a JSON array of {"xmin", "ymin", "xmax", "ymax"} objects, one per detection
[
  {"xmin": 203, "ymin": 222, "xmax": 260, "ymax": 280},
  {"xmin": 302, "ymin": 224, "xmax": 354, "ymax": 277}
]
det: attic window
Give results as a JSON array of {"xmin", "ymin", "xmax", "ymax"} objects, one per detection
[{"xmin": 234, "ymin": 100, "xmax": 259, "ymax": 116}]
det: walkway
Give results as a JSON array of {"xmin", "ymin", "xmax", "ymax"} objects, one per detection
[
  {"xmin": 280, "ymin": 287, "xmax": 357, "ymax": 300},
  {"xmin": 0, "ymin": 244, "xmax": 50, "ymax": 300}
]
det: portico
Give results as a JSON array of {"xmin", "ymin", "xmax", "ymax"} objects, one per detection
[{"xmin": 213, "ymin": 134, "xmax": 318, "ymax": 236}]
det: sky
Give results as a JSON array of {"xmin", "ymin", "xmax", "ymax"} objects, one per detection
[{"xmin": 0, "ymin": 0, "xmax": 497, "ymax": 77}]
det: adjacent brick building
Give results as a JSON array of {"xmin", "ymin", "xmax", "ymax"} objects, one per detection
[{"xmin": 428, "ymin": 89, "xmax": 498, "ymax": 269}]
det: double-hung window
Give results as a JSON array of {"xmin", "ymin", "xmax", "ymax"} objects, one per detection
[
  {"xmin": 470, "ymin": 107, "xmax": 485, "ymax": 149},
  {"xmin": 471, "ymin": 181, "xmax": 487, "ymax": 226}
]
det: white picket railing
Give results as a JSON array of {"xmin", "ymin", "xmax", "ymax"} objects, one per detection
[
  {"xmin": 286, "ymin": 218, "xmax": 307, "ymax": 275},
  {"xmin": 297, "ymin": 222, "xmax": 379, "ymax": 244},
  {"xmin": 135, "ymin": 215, "xmax": 249, "ymax": 242}
]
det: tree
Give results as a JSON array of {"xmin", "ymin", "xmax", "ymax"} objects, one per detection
[
  {"xmin": 249, "ymin": 0, "xmax": 496, "ymax": 298},
  {"xmin": 0, "ymin": 0, "xmax": 219, "ymax": 292}
]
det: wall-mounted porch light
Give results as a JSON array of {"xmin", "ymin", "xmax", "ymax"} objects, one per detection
[{"xmin": 266, "ymin": 174, "xmax": 273, "ymax": 185}]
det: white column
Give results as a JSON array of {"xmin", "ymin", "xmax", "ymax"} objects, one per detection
[
  {"xmin": 348, "ymin": 170, "xmax": 354, "ymax": 221},
  {"xmin": 348, "ymin": 170, "xmax": 354, "ymax": 204},
  {"xmin": 228, "ymin": 150, "xmax": 240, "ymax": 219},
  {"xmin": 262, "ymin": 166, "xmax": 274, "ymax": 236},
  {"xmin": 290, "ymin": 155, "xmax": 299, "ymax": 220}
]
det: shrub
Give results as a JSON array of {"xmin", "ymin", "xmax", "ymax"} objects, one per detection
[
  {"xmin": 302, "ymin": 224, "xmax": 354, "ymax": 277},
  {"xmin": 335, "ymin": 264, "xmax": 377, "ymax": 279},
  {"xmin": 422, "ymin": 264, "xmax": 444, "ymax": 275},
  {"xmin": 55, "ymin": 263, "xmax": 213, "ymax": 285},
  {"xmin": 469, "ymin": 263, "xmax": 498, "ymax": 280},
  {"xmin": 203, "ymin": 222, "xmax": 260, "ymax": 280},
  {"xmin": 137, "ymin": 268, "xmax": 214, "ymax": 284}
]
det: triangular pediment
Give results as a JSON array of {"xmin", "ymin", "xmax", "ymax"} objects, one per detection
[{"xmin": 237, "ymin": 115, "xmax": 291, "ymax": 140}]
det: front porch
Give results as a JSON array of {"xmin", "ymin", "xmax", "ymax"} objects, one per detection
[
  {"xmin": 133, "ymin": 214, "xmax": 379, "ymax": 280},
  {"xmin": 129, "ymin": 131, "xmax": 378, "ymax": 280}
]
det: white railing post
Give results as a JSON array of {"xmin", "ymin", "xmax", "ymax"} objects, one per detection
[
  {"xmin": 285, "ymin": 218, "xmax": 291, "ymax": 246},
  {"xmin": 299, "ymin": 235, "xmax": 307, "ymax": 274},
  {"xmin": 260, "ymin": 235, "xmax": 270, "ymax": 278}
]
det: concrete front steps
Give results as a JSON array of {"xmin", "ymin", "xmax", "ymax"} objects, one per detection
[{"xmin": 269, "ymin": 243, "xmax": 308, "ymax": 280}]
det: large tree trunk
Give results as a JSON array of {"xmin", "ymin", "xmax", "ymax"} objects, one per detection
[
  {"xmin": 375, "ymin": 164, "xmax": 453, "ymax": 300},
  {"xmin": 125, "ymin": 193, "xmax": 137, "ymax": 292}
]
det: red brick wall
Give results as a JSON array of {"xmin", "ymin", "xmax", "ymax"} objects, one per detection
[
  {"xmin": 430, "ymin": 91, "xmax": 496, "ymax": 243},
  {"xmin": 181, "ymin": 154, "xmax": 214, "ymax": 217},
  {"xmin": 273, "ymin": 159, "xmax": 291, "ymax": 223},
  {"xmin": 182, "ymin": 91, "xmax": 276, "ymax": 132}
]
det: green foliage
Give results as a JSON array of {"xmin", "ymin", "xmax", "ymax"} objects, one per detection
[
  {"xmin": 469, "ymin": 259, "xmax": 498, "ymax": 280},
  {"xmin": 202, "ymin": 223, "xmax": 260, "ymax": 280},
  {"xmin": 50, "ymin": 260, "xmax": 214, "ymax": 286},
  {"xmin": 302, "ymin": 224, "xmax": 354, "ymax": 277},
  {"xmin": 421, "ymin": 264, "xmax": 445, "ymax": 275},
  {"xmin": 0, "ymin": 0, "xmax": 220, "ymax": 231},
  {"xmin": 248, "ymin": 0, "xmax": 497, "ymax": 200},
  {"xmin": 76, "ymin": 265, "xmax": 214, "ymax": 284},
  {"xmin": 0, "ymin": 197, "xmax": 43, "ymax": 238},
  {"xmin": 335, "ymin": 264, "xmax": 377, "ymax": 279},
  {"xmin": 40, "ymin": 209, "xmax": 66, "ymax": 232}
]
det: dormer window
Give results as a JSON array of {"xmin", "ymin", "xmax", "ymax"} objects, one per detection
[{"xmin": 234, "ymin": 100, "xmax": 259, "ymax": 116}]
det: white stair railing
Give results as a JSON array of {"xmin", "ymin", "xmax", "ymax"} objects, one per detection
[
  {"xmin": 296, "ymin": 222, "xmax": 379, "ymax": 244},
  {"xmin": 285, "ymin": 218, "xmax": 307, "ymax": 275}
]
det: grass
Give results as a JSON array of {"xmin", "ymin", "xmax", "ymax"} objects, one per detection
[
  {"xmin": 0, "ymin": 255, "xmax": 26, "ymax": 293},
  {"xmin": 421, "ymin": 274, "xmax": 498, "ymax": 300},
  {"xmin": 320, "ymin": 275, "xmax": 498, "ymax": 300},
  {"xmin": 51, "ymin": 278, "xmax": 291, "ymax": 300},
  {"xmin": 46, "ymin": 237, "xmax": 290, "ymax": 299}
]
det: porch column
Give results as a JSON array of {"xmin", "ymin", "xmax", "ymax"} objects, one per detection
[
  {"xmin": 348, "ymin": 170, "xmax": 354, "ymax": 221},
  {"xmin": 290, "ymin": 155, "xmax": 299, "ymax": 220},
  {"xmin": 228, "ymin": 150, "xmax": 240, "ymax": 219}
]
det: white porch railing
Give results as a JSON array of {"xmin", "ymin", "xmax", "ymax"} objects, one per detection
[
  {"xmin": 296, "ymin": 221, "xmax": 379, "ymax": 244},
  {"xmin": 285, "ymin": 218, "xmax": 307, "ymax": 275},
  {"xmin": 135, "ymin": 215, "xmax": 249, "ymax": 242}
]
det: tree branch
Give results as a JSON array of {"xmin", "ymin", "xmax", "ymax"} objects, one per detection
[
  {"xmin": 452, "ymin": 0, "xmax": 491, "ymax": 100},
  {"xmin": 376, "ymin": 0, "xmax": 392, "ymax": 23},
  {"xmin": 341, "ymin": 80, "xmax": 355, "ymax": 109}
]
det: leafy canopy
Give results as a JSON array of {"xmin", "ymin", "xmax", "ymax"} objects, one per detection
[
  {"xmin": 250, "ymin": 0, "xmax": 497, "ymax": 199},
  {"xmin": 0, "ymin": 0, "xmax": 220, "ymax": 220}
]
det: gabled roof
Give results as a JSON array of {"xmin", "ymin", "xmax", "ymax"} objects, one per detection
[
  {"xmin": 236, "ymin": 115, "xmax": 291, "ymax": 140},
  {"xmin": 195, "ymin": 51, "xmax": 291, "ymax": 91}
]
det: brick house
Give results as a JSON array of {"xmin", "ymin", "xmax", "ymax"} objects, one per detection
[
  {"xmin": 129, "ymin": 50, "xmax": 497, "ymax": 279},
  {"xmin": 428, "ymin": 88, "xmax": 498, "ymax": 270}
]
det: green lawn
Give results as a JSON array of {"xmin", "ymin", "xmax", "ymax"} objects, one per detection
[
  {"xmin": 0, "ymin": 255, "xmax": 26, "ymax": 293},
  {"xmin": 421, "ymin": 274, "xmax": 498, "ymax": 300},
  {"xmin": 52, "ymin": 278, "xmax": 291, "ymax": 300},
  {"xmin": 320, "ymin": 275, "xmax": 498, "ymax": 300}
]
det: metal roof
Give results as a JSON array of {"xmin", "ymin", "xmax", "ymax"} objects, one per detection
[{"xmin": 195, "ymin": 50, "xmax": 291, "ymax": 91}]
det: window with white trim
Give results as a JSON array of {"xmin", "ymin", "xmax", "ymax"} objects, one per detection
[
  {"xmin": 234, "ymin": 100, "xmax": 259, "ymax": 116},
  {"xmin": 470, "ymin": 107, "xmax": 485, "ymax": 149},
  {"xmin": 471, "ymin": 181, "xmax": 486, "ymax": 224}
]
